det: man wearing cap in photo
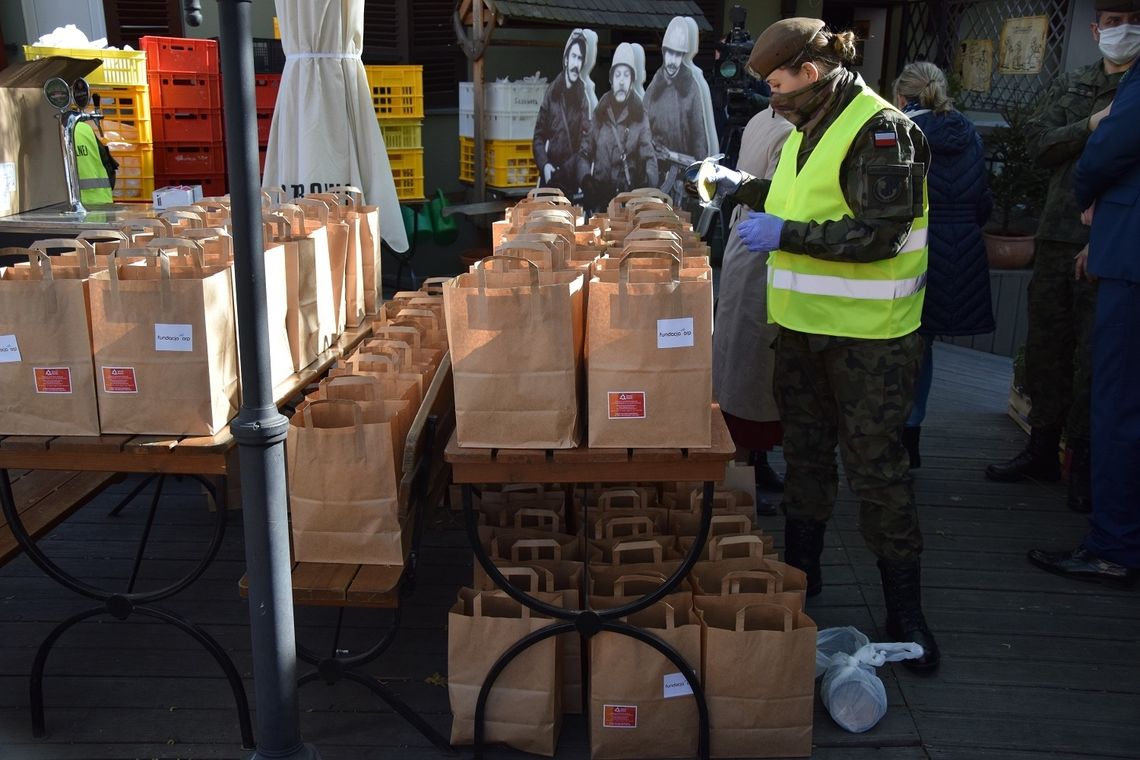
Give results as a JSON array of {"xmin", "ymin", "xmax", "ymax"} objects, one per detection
[
  {"xmin": 577, "ymin": 42, "xmax": 658, "ymax": 210},
  {"xmin": 986, "ymin": 1, "xmax": 1140, "ymax": 511},
  {"xmin": 644, "ymin": 16, "xmax": 712, "ymax": 171},
  {"xmin": 1029, "ymin": 0, "xmax": 1140, "ymax": 589},
  {"xmin": 533, "ymin": 29, "xmax": 594, "ymax": 197},
  {"xmin": 690, "ymin": 17, "xmax": 939, "ymax": 669}
]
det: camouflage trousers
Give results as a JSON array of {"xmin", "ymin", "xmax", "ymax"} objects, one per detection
[
  {"xmin": 773, "ymin": 327, "xmax": 924, "ymax": 562},
  {"xmin": 1025, "ymin": 239, "xmax": 1097, "ymax": 441}
]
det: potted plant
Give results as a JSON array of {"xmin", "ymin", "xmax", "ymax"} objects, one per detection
[{"xmin": 982, "ymin": 105, "xmax": 1049, "ymax": 268}]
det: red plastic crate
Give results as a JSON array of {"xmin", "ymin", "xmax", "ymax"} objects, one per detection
[
  {"xmin": 258, "ymin": 144, "xmax": 268, "ymax": 174},
  {"xmin": 254, "ymin": 75, "xmax": 282, "ymax": 110},
  {"xmin": 156, "ymin": 142, "xmax": 226, "ymax": 176},
  {"xmin": 140, "ymin": 36, "xmax": 218, "ymax": 74},
  {"xmin": 149, "ymin": 73, "xmax": 221, "ymax": 110},
  {"xmin": 157, "ymin": 173, "xmax": 227, "ymax": 197},
  {"xmin": 256, "ymin": 111, "xmax": 274, "ymax": 143},
  {"xmin": 154, "ymin": 108, "xmax": 224, "ymax": 143}
]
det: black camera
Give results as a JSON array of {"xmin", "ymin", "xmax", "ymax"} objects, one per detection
[{"xmin": 710, "ymin": 5, "xmax": 769, "ymax": 167}]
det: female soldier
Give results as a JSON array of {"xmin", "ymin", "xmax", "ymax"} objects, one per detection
[{"xmin": 712, "ymin": 18, "xmax": 938, "ymax": 670}]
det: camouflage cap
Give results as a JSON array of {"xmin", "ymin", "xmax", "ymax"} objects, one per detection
[
  {"xmin": 1096, "ymin": 0, "xmax": 1140, "ymax": 10},
  {"xmin": 747, "ymin": 17, "xmax": 826, "ymax": 79}
]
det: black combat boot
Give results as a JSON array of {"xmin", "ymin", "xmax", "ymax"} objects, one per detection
[
  {"xmin": 1066, "ymin": 439, "xmax": 1092, "ymax": 513},
  {"xmin": 985, "ymin": 427, "xmax": 1061, "ymax": 482},
  {"xmin": 784, "ymin": 518, "xmax": 825, "ymax": 597},
  {"xmin": 902, "ymin": 426, "xmax": 921, "ymax": 469},
  {"xmin": 878, "ymin": 559, "xmax": 940, "ymax": 672}
]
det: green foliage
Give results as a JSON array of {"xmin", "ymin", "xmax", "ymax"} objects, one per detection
[{"xmin": 985, "ymin": 105, "xmax": 1049, "ymax": 234}]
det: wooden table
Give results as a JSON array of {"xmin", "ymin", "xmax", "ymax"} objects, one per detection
[
  {"xmin": 444, "ymin": 405, "xmax": 735, "ymax": 760},
  {"xmin": 0, "ymin": 320, "xmax": 373, "ymax": 750}
]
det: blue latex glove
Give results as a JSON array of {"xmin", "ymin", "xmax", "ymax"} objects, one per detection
[{"xmin": 737, "ymin": 211, "xmax": 785, "ymax": 253}]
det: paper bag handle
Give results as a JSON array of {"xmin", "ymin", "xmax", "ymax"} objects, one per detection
[
  {"xmin": 710, "ymin": 534, "xmax": 765, "ymax": 561},
  {"xmin": 495, "ymin": 566, "xmax": 551, "ymax": 594},
  {"xmin": 145, "ymin": 237, "xmax": 205, "ymax": 271},
  {"xmin": 475, "ymin": 255, "xmax": 540, "ymax": 291},
  {"xmin": 22, "ymin": 249, "xmax": 56, "ymax": 281},
  {"xmin": 527, "ymin": 187, "xmax": 568, "ymax": 200},
  {"xmin": 108, "ymin": 247, "xmax": 170, "ymax": 282},
  {"xmin": 295, "ymin": 197, "xmax": 330, "ymax": 224},
  {"xmin": 721, "ymin": 570, "xmax": 776, "ymax": 596},
  {"xmin": 513, "ymin": 508, "xmax": 562, "ymax": 533},
  {"xmin": 618, "ymin": 250, "xmax": 680, "ymax": 284},
  {"xmin": 611, "ymin": 539, "xmax": 664, "ymax": 566},
  {"xmin": 709, "ymin": 514, "xmax": 753, "ymax": 536},
  {"xmin": 471, "ymin": 590, "xmax": 530, "ymax": 619},
  {"xmin": 597, "ymin": 489, "xmax": 646, "ymax": 510},
  {"xmin": 262, "ymin": 213, "xmax": 292, "ymax": 240},
  {"xmin": 76, "ymin": 228, "xmax": 129, "ymax": 248},
  {"xmin": 297, "ymin": 400, "xmax": 365, "ymax": 445},
  {"xmin": 597, "ymin": 515, "xmax": 655, "ymax": 540},
  {"xmin": 420, "ymin": 276, "xmax": 451, "ymax": 295},
  {"xmin": 689, "ymin": 489, "xmax": 738, "ymax": 512},
  {"xmin": 495, "ymin": 239, "xmax": 553, "ymax": 267},
  {"xmin": 625, "ymin": 228, "xmax": 682, "ymax": 244},
  {"xmin": 509, "ymin": 538, "xmax": 562, "ymax": 562},
  {"xmin": 372, "ymin": 324, "xmax": 423, "ymax": 348},
  {"xmin": 612, "ymin": 573, "xmax": 668, "ymax": 597},
  {"xmin": 119, "ymin": 216, "xmax": 175, "ymax": 241},
  {"xmin": 735, "ymin": 603, "xmax": 793, "ymax": 633},
  {"xmin": 29, "ymin": 239, "xmax": 95, "ymax": 277},
  {"xmin": 159, "ymin": 209, "xmax": 205, "ymax": 229}
]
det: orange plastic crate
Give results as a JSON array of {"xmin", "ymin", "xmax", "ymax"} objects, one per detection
[
  {"xmin": 365, "ymin": 65, "xmax": 423, "ymax": 119},
  {"xmin": 254, "ymin": 75, "xmax": 282, "ymax": 110},
  {"xmin": 148, "ymin": 73, "xmax": 221, "ymax": 110},
  {"xmin": 156, "ymin": 142, "xmax": 226, "ymax": 176},
  {"xmin": 140, "ymin": 36, "xmax": 218, "ymax": 75},
  {"xmin": 154, "ymin": 108, "xmax": 225, "ymax": 143}
]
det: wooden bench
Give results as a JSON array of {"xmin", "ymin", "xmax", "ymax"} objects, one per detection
[{"xmin": 0, "ymin": 468, "xmax": 120, "ymax": 568}]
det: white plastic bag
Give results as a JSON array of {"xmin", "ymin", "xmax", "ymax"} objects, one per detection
[{"xmin": 816, "ymin": 627, "xmax": 924, "ymax": 733}]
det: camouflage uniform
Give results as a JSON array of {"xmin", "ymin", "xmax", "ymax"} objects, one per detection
[
  {"xmin": 1022, "ymin": 62, "xmax": 1123, "ymax": 440},
  {"xmin": 735, "ymin": 71, "xmax": 930, "ymax": 562}
]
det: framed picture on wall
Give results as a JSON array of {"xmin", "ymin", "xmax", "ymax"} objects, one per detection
[{"xmin": 998, "ymin": 16, "xmax": 1048, "ymax": 75}]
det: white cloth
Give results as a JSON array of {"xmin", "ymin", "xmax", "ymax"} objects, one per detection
[
  {"xmin": 713, "ymin": 108, "xmax": 794, "ymax": 422},
  {"xmin": 264, "ymin": 0, "xmax": 408, "ymax": 252}
]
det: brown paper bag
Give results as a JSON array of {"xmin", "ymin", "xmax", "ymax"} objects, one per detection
[
  {"xmin": 471, "ymin": 561, "xmax": 586, "ymax": 715},
  {"xmin": 444, "ymin": 256, "xmax": 585, "ymax": 448},
  {"xmin": 695, "ymin": 600, "xmax": 816, "ymax": 758},
  {"xmin": 479, "ymin": 525, "xmax": 582, "ymax": 563},
  {"xmin": 587, "ymin": 252, "xmax": 712, "ymax": 448},
  {"xmin": 87, "ymin": 248, "xmax": 239, "ymax": 435},
  {"xmin": 286, "ymin": 398, "xmax": 410, "ymax": 565},
  {"xmin": 588, "ymin": 599, "xmax": 702, "ymax": 759},
  {"xmin": 264, "ymin": 211, "xmax": 337, "ymax": 371},
  {"xmin": 339, "ymin": 186, "xmax": 382, "ymax": 317},
  {"xmin": 448, "ymin": 588, "xmax": 563, "ymax": 755},
  {"xmin": 0, "ymin": 250, "xmax": 100, "ymax": 435}
]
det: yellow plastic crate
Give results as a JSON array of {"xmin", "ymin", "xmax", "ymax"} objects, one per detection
[
  {"xmin": 379, "ymin": 119, "xmax": 423, "ymax": 149},
  {"xmin": 458, "ymin": 137, "xmax": 538, "ymax": 188},
  {"xmin": 92, "ymin": 85, "xmax": 152, "ymax": 146},
  {"xmin": 273, "ymin": 17, "xmax": 281, "ymax": 39},
  {"xmin": 365, "ymin": 65, "xmax": 423, "ymax": 119},
  {"xmin": 114, "ymin": 176, "xmax": 156, "ymax": 202},
  {"xmin": 108, "ymin": 145, "xmax": 155, "ymax": 180},
  {"xmin": 387, "ymin": 147, "xmax": 424, "ymax": 200},
  {"xmin": 23, "ymin": 45, "xmax": 147, "ymax": 87}
]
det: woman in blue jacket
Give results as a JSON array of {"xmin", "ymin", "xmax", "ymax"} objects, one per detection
[{"xmin": 893, "ymin": 62, "xmax": 995, "ymax": 467}]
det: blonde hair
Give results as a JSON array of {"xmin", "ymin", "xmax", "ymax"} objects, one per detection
[{"xmin": 894, "ymin": 62, "xmax": 953, "ymax": 113}]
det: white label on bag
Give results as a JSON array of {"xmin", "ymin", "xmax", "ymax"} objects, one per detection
[
  {"xmin": 155, "ymin": 323, "xmax": 193, "ymax": 352},
  {"xmin": 657, "ymin": 317, "xmax": 694, "ymax": 349},
  {"xmin": 0, "ymin": 334, "xmax": 21, "ymax": 363},
  {"xmin": 663, "ymin": 673, "xmax": 694, "ymax": 699}
]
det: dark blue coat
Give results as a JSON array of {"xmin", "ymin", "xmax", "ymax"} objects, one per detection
[
  {"xmin": 1075, "ymin": 64, "xmax": 1140, "ymax": 285},
  {"xmin": 908, "ymin": 107, "xmax": 995, "ymax": 336}
]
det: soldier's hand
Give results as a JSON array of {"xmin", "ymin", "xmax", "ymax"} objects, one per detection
[
  {"xmin": 1089, "ymin": 102, "xmax": 1113, "ymax": 131},
  {"xmin": 1080, "ymin": 202, "xmax": 1095, "ymax": 226},
  {"xmin": 1074, "ymin": 246, "xmax": 1096, "ymax": 283},
  {"xmin": 737, "ymin": 211, "xmax": 785, "ymax": 253}
]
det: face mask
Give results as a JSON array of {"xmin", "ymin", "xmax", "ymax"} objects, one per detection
[
  {"xmin": 1098, "ymin": 24, "xmax": 1140, "ymax": 65},
  {"xmin": 769, "ymin": 68, "xmax": 842, "ymax": 127}
]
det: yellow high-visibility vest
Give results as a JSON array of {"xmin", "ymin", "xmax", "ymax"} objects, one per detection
[
  {"xmin": 765, "ymin": 86, "xmax": 928, "ymax": 339},
  {"xmin": 74, "ymin": 121, "xmax": 113, "ymax": 206}
]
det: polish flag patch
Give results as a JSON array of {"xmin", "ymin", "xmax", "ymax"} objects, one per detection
[{"xmin": 873, "ymin": 131, "xmax": 897, "ymax": 148}]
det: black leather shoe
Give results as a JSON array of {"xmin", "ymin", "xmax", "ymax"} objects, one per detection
[
  {"xmin": 1027, "ymin": 547, "xmax": 1138, "ymax": 588},
  {"xmin": 985, "ymin": 428, "xmax": 1061, "ymax": 482}
]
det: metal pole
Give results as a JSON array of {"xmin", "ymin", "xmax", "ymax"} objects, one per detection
[{"xmin": 196, "ymin": 1, "xmax": 320, "ymax": 757}]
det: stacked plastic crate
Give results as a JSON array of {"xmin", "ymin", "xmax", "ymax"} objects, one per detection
[
  {"xmin": 22, "ymin": 44, "xmax": 153, "ymax": 202},
  {"xmin": 365, "ymin": 65, "xmax": 425, "ymax": 200},
  {"xmin": 143, "ymin": 36, "xmax": 226, "ymax": 198},
  {"xmin": 251, "ymin": 38, "xmax": 285, "ymax": 176},
  {"xmin": 458, "ymin": 80, "xmax": 546, "ymax": 188}
]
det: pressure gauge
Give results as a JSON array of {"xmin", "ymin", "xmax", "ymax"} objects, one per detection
[
  {"xmin": 71, "ymin": 78, "xmax": 91, "ymax": 110},
  {"xmin": 43, "ymin": 77, "xmax": 72, "ymax": 110}
]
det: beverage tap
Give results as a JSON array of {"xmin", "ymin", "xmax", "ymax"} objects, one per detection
[{"xmin": 43, "ymin": 76, "xmax": 103, "ymax": 216}]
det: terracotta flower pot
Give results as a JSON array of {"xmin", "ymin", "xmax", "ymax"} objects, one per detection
[{"xmin": 983, "ymin": 232, "xmax": 1035, "ymax": 269}]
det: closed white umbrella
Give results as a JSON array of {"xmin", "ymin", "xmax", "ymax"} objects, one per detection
[{"xmin": 264, "ymin": 0, "xmax": 409, "ymax": 252}]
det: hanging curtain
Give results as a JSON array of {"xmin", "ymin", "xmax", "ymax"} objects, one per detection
[{"xmin": 264, "ymin": 0, "xmax": 409, "ymax": 252}]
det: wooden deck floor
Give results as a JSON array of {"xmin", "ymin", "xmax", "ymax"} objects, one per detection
[{"xmin": 1, "ymin": 343, "xmax": 1137, "ymax": 760}]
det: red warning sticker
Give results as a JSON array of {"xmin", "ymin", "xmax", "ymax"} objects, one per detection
[
  {"xmin": 603, "ymin": 704, "xmax": 638, "ymax": 729},
  {"xmin": 607, "ymin": 391, "xmax": 646, "ymax": 419},
  {"xmin": 34, "ymin": 367, "xmax": 73, "ymax": 394},
  {"xmin": 102, "ymin": 366, "xmax": 138, "ymax": 394}
]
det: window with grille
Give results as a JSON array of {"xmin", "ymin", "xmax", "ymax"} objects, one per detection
[
  {"xmin": 900, "ymin": 0, "xmax": 1075, "ymax": 113},
  {"xmin": 362, "ymin": 0, "xmax": 464, "ymax": 110},
  {"xmin": 102, "ymin": 0, "xmax": 183, "ymax": 49}
]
